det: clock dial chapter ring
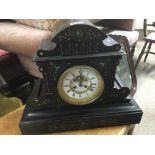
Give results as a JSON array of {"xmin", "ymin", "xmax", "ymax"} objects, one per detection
[{"xmin": 57, "ymin": 65, "xmax": 104, "ymax": 105}]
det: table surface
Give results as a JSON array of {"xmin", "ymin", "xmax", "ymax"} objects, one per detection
[{"xmin": 0, "ymin": 106, "xmax": 133, "ymax": 135}]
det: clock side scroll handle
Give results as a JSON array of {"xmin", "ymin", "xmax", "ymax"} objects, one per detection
[
  {"xmin": 109, "ymin": 34, "xmax": 137, "ymax": 97},
  {"xmin": 37, "ymin": 40, "xmax": 57, "ymax": 57}
]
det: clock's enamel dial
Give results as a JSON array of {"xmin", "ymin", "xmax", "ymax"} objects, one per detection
[{"xmin": 57, "ymin": 65, "xmax": 104, "ymax": 105}]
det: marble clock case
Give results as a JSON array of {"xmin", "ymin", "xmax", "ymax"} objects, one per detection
[{"xmin": 20, "ymin": 21, "xmax": 142, "ymax": 134}]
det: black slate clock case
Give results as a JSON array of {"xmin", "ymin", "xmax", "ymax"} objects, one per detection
[{"xmin": 20, "ymin": 21, "xmax": 143, "ymax": 134}]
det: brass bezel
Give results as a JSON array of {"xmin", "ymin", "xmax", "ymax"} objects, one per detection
[{"xmin": 57, "ymin": 65, "xmax": 104, "ymax": 105}]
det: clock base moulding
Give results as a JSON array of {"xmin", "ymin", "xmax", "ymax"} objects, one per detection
[{"xmin": 19, "ymin": 79, "xmax": 142, "ymax": 135}]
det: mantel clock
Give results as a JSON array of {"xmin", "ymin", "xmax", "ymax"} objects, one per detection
[{"xmin": 20, "ymin": 21, "xmax": 142, "ymax": 134}]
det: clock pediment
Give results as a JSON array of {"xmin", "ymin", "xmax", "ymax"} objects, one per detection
[{"xmin": 34, "ymin": 21, "xmax": 122, "ymax": 60}]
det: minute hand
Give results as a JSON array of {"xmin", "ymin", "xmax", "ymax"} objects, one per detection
[{"xmin": 79, "ymin": 68, "xmax": 83, "ymax": 86}]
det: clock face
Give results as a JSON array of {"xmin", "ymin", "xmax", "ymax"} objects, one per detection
[{"xmin": 57, "ymin": 65, "xmax": 104, "ymax": 105}]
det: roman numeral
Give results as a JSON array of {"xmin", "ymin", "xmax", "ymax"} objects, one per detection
[
  {"xmin": 72, "ymin": 73, "xmax": 76, "ymax": 77},
  {"xmin": 91, "ymin": 77, "xmax": 95, "ymax": 80},
  {"xmin": 79, "ymin": 68, "xmax": 82, "ymax": 76},
  {"xmin": 67, "ymin": 89, "xmax": 71, "ymax": 93},
  {"xmin": 92, "ymin": 83, "xmax": 96, "ymax": 85},
  {"xmin": 90, "ymin": 88, "xmax": 94, "ymax": 92}
]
